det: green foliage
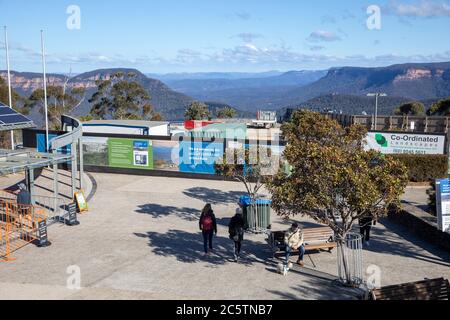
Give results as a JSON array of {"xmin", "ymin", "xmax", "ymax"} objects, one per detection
[
  {"xmin": 394, "ymin": 101, "xmax": 425, "ymax": 116},
  {"xmin": 26, "ymin": 85, "xmax": 86, "ymax": 130},
  {"xmin": 185, "ymin": 101, "xmax": 211, "ymax": 120},
  {"xmin": 215, "ymin": 147, "xmax": 275, "ymax": 202},
  {"xmin": 89, "ymin": 72, "xmax": 162, "ymax": 121},
  {"xmin": 427, "ymin": 98, "xmax": 450, "ymax": 116},
  {"xmin": 267, "ymin": 110, "xmax": 409, "ymax": 237},
  {"xmin": 216, "ymin": 107, "xmax": 237, "ymax": 119},
  {"xmin": 389, "ymin": 154, "xmax": 448, "ymax": 182}
]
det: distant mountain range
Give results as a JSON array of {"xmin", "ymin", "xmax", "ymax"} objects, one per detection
[
  {"xmin": 157, "ymin": 62, "xmax": 450, "ymax": 112},
  {"xmin": 1, "ymin": 61, "xmax": 450, "ymax": 124},
  {"xmin": 0, "ymin": 68, "xmax": 251, "ymax": 124}
]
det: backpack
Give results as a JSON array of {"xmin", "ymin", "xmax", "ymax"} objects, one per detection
[{"xmin": 202, "ymin": 215, "xmax": 214, "ymax": 231}]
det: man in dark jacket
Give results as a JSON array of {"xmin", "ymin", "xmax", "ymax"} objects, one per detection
[
  {"xmin": 229, "ymin": 207, "xmax": 245, "ymax": 262},
  {"xmin": 17, "ymin": 183, "xmax": 31, "ymax": 206},
  {"xmin": 359, "ymin": 214, "xmax": 376, "ymax": 246}
]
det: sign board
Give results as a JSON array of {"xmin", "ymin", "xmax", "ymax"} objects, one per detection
[
  {"xmin": 37, "ymin": 220, "xmax": 50, "ymax": 247},
  {"xmin": 365, "ymin": 132, "xmax": 445, "ymax": 155},
  {"xmin": 74, "ymin": 191, "xmax": 88, "ymax": 213},
  {"xmin": 67, "ymin": 202, "xmax": 79, "ymax": 226},
  {"xmin": 436, "ymin": 179, "xmax": 450, "ymax": 233}
]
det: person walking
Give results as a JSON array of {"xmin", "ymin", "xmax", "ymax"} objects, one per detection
[
  {"xmin": 359, "ymin": 215, "xmax": 376, "ymax": 246},
  {"xmin": 284, "ymin": 223, "xmax": 305, "ymax": 270},
  {"xmin": 228, "ymin": 207, "xmax": 245, "ymax": 262},
  {"xmin": 199, "ymin": 204, "xmax": 217, "ymax": 256}
]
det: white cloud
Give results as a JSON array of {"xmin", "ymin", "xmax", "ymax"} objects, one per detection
[
  {"xmin": 307, "ymin": 30, "xmax": 342, "ymax": 42},
  {"xmin": 385, "ymin": 0, "xmax": 450, "ymax": 17}
]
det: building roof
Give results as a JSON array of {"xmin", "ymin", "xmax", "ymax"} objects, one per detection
[
  {"xmin": 83, "ymin": 119, "xmax": 169, "ymax": 128},
  {"xmin": 0, "ymin": 104, "xmax": 35, "ymax": 131}
]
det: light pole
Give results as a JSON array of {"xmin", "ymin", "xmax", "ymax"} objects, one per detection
[
  {"xmin": 367, "ymin": 93, "xmax": 387, "ymax": 131},
  {"xmin": 41, "ymin": 30, "xmax": 49, "ymax": 152},
  {"xmin": 4, "ymin": 26, "xmax": 14, "ymax": 150}
]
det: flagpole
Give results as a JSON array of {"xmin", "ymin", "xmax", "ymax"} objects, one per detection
[
  {"xmin": 4, "ymin": 26, "xmax": 14, "ymax": 150},
  {"xmin": 41, "ymin": 30, "xmax": 49, "ymax": 152}
]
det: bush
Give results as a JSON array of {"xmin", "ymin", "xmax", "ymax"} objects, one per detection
[{"xmin": 388, "ymin": 154, "xmax": 448, "ymax": 182}]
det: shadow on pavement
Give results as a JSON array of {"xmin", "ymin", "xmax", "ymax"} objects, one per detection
[
  {"xmin": 183, "ymin": 187, "xmax": 246, "ymax": 205},
  {"xmin": 265, "ymin": 262, "xmax": 363, "ymax": 300},
  {"xmin": 369, "ymin": 219, "xmax": 450, "ymax": 267},
  {"xmin": 134, "ymin": 229, "xmax": 272, "ymax": 266},
  {"xmin": 135, "ymin": 203, "xmax": 200, "ymax": 221}
]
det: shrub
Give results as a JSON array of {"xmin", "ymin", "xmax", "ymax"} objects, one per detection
[{"xmin": 388, "ymin": 154, "xmax": 448, "ymax": 182}]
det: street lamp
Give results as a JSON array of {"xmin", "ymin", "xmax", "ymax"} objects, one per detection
[{"xmin": 367, "ymin": 93, "xmax": 387, "ymax": 131}]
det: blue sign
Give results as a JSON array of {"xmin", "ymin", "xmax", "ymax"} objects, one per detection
[
  {"xmin": 37, "ymin": 134, "xmax": 71, "ymax": 154},
  {"xmin": 179, "ymin": 141, "xmax": 224, "ymax": 174},
  {"xmin": 435, "ymin": 179, "xmax": 450, "ymax": 233}
]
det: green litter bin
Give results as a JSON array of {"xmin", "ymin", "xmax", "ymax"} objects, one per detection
[{"xmin": 239, "ymin": 196, "xmax": 272, "ymax": 233}]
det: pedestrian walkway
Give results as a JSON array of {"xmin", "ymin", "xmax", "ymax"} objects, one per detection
[{"xmin": 0, "ymin": 174, "xmax": 448, "ymax": 300}]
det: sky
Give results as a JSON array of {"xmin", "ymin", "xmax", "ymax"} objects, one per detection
[{"xmin": 0, "ymin": 0, "xmax": 449, "ymax": 74}]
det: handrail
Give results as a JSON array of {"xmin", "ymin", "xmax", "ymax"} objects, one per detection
[{"xmin": 50, "ymin": 115, "xmax": 83, "ymax": 151}]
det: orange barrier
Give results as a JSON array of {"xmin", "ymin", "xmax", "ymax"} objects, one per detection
[
  {"xmin": 0, "ymin": 190, "xmax": 17, "ymax": 203},
  {"xmin": 0, "ymin": 200, "xmax": 46, "ymax": 262}
]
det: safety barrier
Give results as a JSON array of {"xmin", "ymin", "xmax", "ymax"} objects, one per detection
[
  {"xmin": 33, "ymin": 194, "xmax": 70, "ymax": 225},
  {"xmin": 0, "ymin": 200, "xmax": 46, "ymax": 262},
  {"xmin": 0, "ymin": 190, "xmax": 69, "ymax": 225},
  {"xmin": 0, "ymin": 190, "xmax": 16, "ymax": 202}
]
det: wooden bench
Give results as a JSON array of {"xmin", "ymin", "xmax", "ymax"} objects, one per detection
[
  {"xmin": 268, "ymin": 227, "xmax": 337, "ymax": 257},
  {"xmin": 370, "ymin": 278, "xmax": 450, "ymax": 300}
]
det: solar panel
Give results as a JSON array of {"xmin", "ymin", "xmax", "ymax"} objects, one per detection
[
  {"xmin": 0, "ymin": 108, "xmax": 16, "ymax": 116},
  {"xmin": 0, "ymin": 114, "xmax": 32, "ymax": 124},
  {"xmin": 0, "ymin": 106, "xmax": 34, "ymax": 130}
]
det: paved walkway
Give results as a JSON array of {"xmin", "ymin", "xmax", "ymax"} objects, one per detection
[{"xmin": 0, "ymin": 174, "xmax": 449, "ymax": 300}]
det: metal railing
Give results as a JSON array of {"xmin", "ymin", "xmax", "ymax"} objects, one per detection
[
  {"xmin": 33, "ymin": 194, "xmax": 71, "ymax": 225},
  {"xmin": 0, "ymin": 190, "xmax": 70, "ymax": 225},
  {"xmin": 337, "ymin": 233, "xmax": 363, "ymax": 287}
]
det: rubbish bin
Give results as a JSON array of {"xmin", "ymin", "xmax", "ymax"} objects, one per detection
[{"xmin": 239, "ymin": 196, "xmax": 272, "ymax": 233}]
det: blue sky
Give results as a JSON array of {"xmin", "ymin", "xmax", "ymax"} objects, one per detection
[{"xmin": 0, "ymin": 0, "xmax": 449, "ymax": 73}]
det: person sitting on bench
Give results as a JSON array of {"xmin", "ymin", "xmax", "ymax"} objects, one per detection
[{"xmin": 285, "ymin": 223, "xmax": 305, "ymax": 268}]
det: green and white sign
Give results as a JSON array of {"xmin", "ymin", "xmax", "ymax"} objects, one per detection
[
  {"xmin": 108, "ymin": 138, "xmax": 154, "ymax": 170},
  {"xmin": 365, "ymin": 132, "xmax": 445, "ymax": 155}
]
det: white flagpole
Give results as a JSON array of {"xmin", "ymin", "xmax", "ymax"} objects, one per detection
[
  {"xmin": 4, "ymin": 26, "xmax": 14, "ymax": 150},
  {"xmin": 41, "ymin": 30, "xmax": 49, "ymax": 152}
]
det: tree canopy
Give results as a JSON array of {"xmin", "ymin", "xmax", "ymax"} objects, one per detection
[
  {"xmin": 185, "ymin": 101, "xmax": 211, "ymax": 120},
  {"xmin": 26, "ymin": 85, "xmax": 86, "ymax": 130},
  {"xmin": 89, "ymin": 72, "xmax": 162, "ymax": 121},
  {"xmin": 216, "ymin": 106, "xmax": 237, "ymax": 119},
  {"xmin": 267, "ymin": 110, "xmax": 409, "ymax": 238},
  {"xmin": 394, "ymin": 101, "xmax": 425, "ymax": 116},
  {"xmin": 427, "ymin": 98, "xmax": 450, "ymax": 116}
]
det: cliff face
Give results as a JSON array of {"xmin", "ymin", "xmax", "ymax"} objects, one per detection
[{"xmin": 0, "ymin": 68, "xmax": 195, "ymax": 121}]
